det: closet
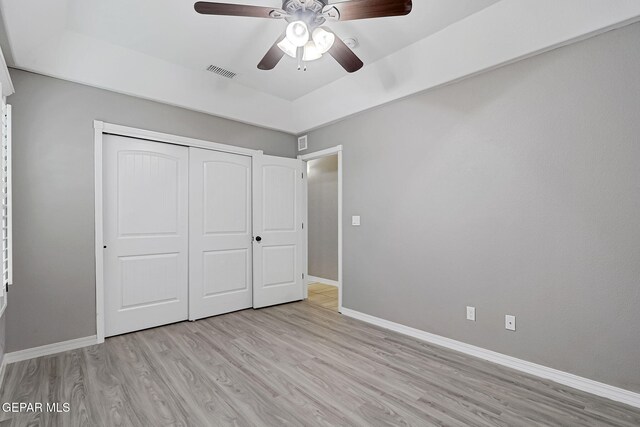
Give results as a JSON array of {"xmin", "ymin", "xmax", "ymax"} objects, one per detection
[{"xmin": 102, "ymin": 133, "xmax": 303, "ymax": 337}]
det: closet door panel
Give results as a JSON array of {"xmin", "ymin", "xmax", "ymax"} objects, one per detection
[
  {"xmin": 252, "ymin": 155, "xmax": 304, "ymax": 309},
  {"xmin": 103, "ymin": 135, "xmax": 189, "ymax": 336},
  {"xmin": 189, "ymin": 148, "xmax": 252, "ymax": 320}
]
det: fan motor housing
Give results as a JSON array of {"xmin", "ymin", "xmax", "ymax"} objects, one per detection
[{"xmin": 282, "ymin": 0, "xmax": 327, "ymax": 26}]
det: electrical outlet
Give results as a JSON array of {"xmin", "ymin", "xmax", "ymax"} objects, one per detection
[
  {"xmin": 505, "ymin": 315, "xmax": 516, "ymax": 331},
  {"xmin": 352, "ymin": 216, "xmax": 361, "ymax": 226},
  {"xmin": 466, "ymin": 306, "xmax": 476, "ymax": 321}
]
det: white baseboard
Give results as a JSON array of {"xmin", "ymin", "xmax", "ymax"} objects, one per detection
[
  {"xmin": 341, "ymin": 308, "xmax": 640, "ymax": 409},
  {"xmin": 307, "ymin": 276, "xmax": 339, "ymax": 288},
  {"xmin": 3, "ymin": 335, "xmax": 98, "ymax": 364}
]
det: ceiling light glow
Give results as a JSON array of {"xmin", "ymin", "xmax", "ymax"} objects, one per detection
[
  {"xmin": 286, "ymin": 21, "xmax": 310, "ymax": 47},
  {"xmin": 302, "ymin": 41, "xmax": 322, "ymax": 61}
]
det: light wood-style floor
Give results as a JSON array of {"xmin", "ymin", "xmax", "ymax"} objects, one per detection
[
  {"xmin": 1, "ymin": 301, "xmax": 640, "ymax": 426},
  {"xmin": 307, "ymin": 283, "xmax": 338, "ymax": 311}
]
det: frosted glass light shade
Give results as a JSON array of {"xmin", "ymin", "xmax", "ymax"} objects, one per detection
[
  {"xmin": 302, "ymin": 41, "xmax": 322, "ymax": 61},
  {"xmin": 286, "ymin": 21, "xmax": 310, "ymax": 47},
  {"xmin": 277, "ymin": 37, "xmax": 297, "ymax": 58},
  {"xmin": 312, "ymin": 27, "xmax": 335, "ymax": 53}
]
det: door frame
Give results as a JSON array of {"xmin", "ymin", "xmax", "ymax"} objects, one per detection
[
  {"xmin": 298, "ymin": 145, "xmax": 343, "ymax": 313},
  {"xmin": 93, "ymin": 120, "xmax": 263, "ymax": 343}
]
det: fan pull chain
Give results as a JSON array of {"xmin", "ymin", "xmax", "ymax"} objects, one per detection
[{"xmin": 297, "ymin": 46, "xmax": 304, "ymax": 71}]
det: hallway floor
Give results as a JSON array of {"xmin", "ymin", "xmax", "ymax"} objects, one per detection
[{"xmin": 307, "ymin": 283, "xmax": 338, "ymax": 311}]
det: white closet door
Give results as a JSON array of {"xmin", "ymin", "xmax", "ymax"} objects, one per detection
[
  {"xmin": 252, "ymin": 155, "xmax": 304, "ymax": 308},
  {"xmin": 189, "ymin": 148, "xmax": 253, "ymax": 320},
  {"xmin": 103, "ymin": 135, "xmax": 189, "ymax": 336}
]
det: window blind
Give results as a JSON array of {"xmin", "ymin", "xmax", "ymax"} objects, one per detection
[{"xmin": 0, "ymin": 100, "xmax": 11, "ymax": 315}]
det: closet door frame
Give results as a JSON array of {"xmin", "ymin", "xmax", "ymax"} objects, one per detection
[{"xmin": 94, "ymin": 120, "xmax": 262, "ymax": 344}]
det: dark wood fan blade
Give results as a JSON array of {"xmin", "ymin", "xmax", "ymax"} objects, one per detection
[
  {"xmin": 324, "ymin": 0, "xmax": 412, "ymax": 21},
  {"xmin": 258, "ymin": 34, "xmax": 286, "ymax": 70},
  {"xmin": 327, "ymin": 34, "xmax": 364, "ymax": 73},
  {"xmin": 194, "ymin": 2, "xmax": 283, "ymax": 18}
]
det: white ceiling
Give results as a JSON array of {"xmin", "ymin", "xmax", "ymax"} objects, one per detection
[
  {"xmin": 65, "ymin": 0, "xmax": 499, "ymax": 100},
  {"xmin": 1, "ymin": 0, "xmax": 640, "ymax": 133}
]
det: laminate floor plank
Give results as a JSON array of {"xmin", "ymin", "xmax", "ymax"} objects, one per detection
[
  {"xmin": 82, "ymin": 343, "xmax": 143, "ymax": 427},
  {"xmin": 105, "ymin": 334, "xmax": 194, "ymax": 426},
  {"xmin": 2, "ymin": 357, "xmax": 49, "ymax": 427},
  {"xmin": 135, "ymin": 326, "xmax": 251, "ymax": 426},
  {"xmin": 259, "ymin": 308, "xmax": 533, "ymax": 426},
  {"xmin": 234, "ymin": 310, "xmax": 484, "ymax": 425},
  {"xmin": 258, "ymin": 304, "xmax": 640, "ymax": 426},
  {"xmin": 158, "ymin": 321, "xmax": 322, "ymax": 426},
  {"xmin": 1, "ymin": 301, "xmax": 639, "ymax": 426},
  {"xmin": 269, "ymin": 304, "xmax": 623, "ymax": 426},
  {"xmin": 244, "ymin": 306, "xmax": 632, "ymax": 426}
]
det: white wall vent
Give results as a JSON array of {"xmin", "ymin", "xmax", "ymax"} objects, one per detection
[
  {"xmin": 298, "ymin": 135, "xmax": 308, "ymax": 151},
  {"xmin": 206, "ymin": 65, "xmax": 237, "ymax": 79}
]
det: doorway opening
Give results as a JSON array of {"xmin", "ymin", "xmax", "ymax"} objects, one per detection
[{"xmin": 300, "ymin": 146, "xmax": 343, "ymax": 312}]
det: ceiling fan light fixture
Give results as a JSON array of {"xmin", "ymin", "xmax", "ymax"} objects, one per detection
[
  {"xmin": 302, "ymin": 41, "xmax": 322, "ymax": 61},
  {"xmin": 277, "ymin": 37, "xmax": 298, "ymax": 58},
  {"xmin": 312, "ymin": 27, "xmax": 335, "ymax": 54},
  {"xmin": 193, "ymin": 0, "xmax": 414, "ymax": 73},
  {"xmin": 286, "ymin": 20, "xmax": 310, "ymax": 47}
]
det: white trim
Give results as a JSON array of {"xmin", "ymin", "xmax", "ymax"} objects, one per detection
[
  {"xmin": 307, "ymin": 276, "xmax": 339, "ymax": 288},
  {"xmin": 299, "ymin": 145, "xmax": 343, "ymax": 161},
  {"xmin": 3, "ymin": 336, "xmax": 99, "ymax": 364},
  {"xmin": 337, "ymin": 150, "xmax": 343, "ymax": 313},
  {"xmin": 0, "ymin": 102, "xmax": 10, "ymax": 316},
  {"xmin": 0, "ymin": 47, "xmax": 14, "ymax": 97},
  {"xmin": 97, "ymin": 121, "xmax": 262, "ymax": 157},
  {"xmin": 94, "ymin": 120, "xmax": 264, "ymax": 342},
  {"xmin": 341, "ymin": 308, "xmax": 640, "ymax": 409},
  {"xmin": 298, "ymin": 145, "xmax": 343, "ymax": 312},
  {"xmin": 302, "ymin": 163, "xmax": 308, "ymax": 300},
  {"xmin": 94, "ymin": 122, "xmax": 105, "ymax": 343},
  {"xmin": 6, "ymin": 104, "xmax": 12, "ymax": 286}
]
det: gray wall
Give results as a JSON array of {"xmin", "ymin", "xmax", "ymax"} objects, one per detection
[
  {"xmin": 307, "ymin": 155, "xmax": 338, "ymax": 281},
  {"xmin": 303, "ymin": 23, "xmax": 640, "ymax": 392},
  {"xmin": 7, "ymin": 69, "xmax": 296, "ymax": 352}
]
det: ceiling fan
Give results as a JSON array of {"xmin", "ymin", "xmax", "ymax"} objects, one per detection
[{"xmin": 194, "ymin": 0, "xmax": 413, "ymax": 73}]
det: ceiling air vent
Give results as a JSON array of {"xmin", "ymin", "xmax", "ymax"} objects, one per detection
[{"xmin": 206, "ymin": 65, "xmax": 237, "ymax": 79}]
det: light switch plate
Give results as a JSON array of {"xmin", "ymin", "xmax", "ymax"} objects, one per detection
[
  {"xmin": 505, "ymin": 315, "xmax": 516, "ymax": 331},
  {"xmin": 352, "ymin": 216, "xmax": 361, "ymax": 226},
  {"xmin": 466, "ymin": 306, "xmax": 476, "ymax": 321}
]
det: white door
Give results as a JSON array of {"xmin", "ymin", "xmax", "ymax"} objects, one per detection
[
  {"xmin": 189, "ymin": 148, "xmax": 253, "ymax": 320},
  {"xmin": 252, "ymin": 155, "xmax": 305, "ymax": 308},
  {"xmin": 103, "ymin": 135, "xmax": 189, "ymax": 336}
]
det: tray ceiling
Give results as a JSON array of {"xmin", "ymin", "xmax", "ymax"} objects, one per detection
[
  {"xmin": 65, "ymin": 0, "xmax": 499, "ymax": 101},
  {"xmin": 1, "ymin": 0, "xmax": 639, "ymax": 133}
]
